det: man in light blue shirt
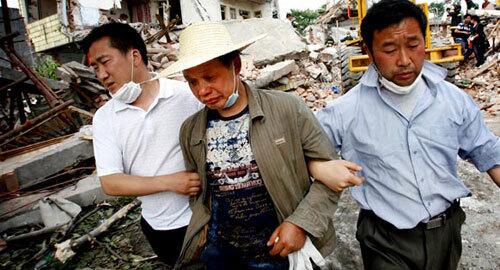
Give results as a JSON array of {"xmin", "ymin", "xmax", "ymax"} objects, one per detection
[{"xmin": 315, "ymin": 1, "xmax": 500, "ymax": 269}]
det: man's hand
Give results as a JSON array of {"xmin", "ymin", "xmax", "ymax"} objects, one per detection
[
  {"xmin": 308, "ymin": 160, "xmax": 364, "ymax": 192},
  {"xmin": 267, "ymin": 221, "xmax": 306, "ymax": 257},
  {"xmin": 158, "ymin": 171, "xmax": 201, "ymax": 196}
]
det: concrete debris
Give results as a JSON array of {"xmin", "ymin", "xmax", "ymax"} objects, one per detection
[
  {"xmin": 0, "ymin": 133, "xmax": 94, "ymax": 190},
  {"xmin": 253, "ymin": 60, "xmax": 298, "ymax": 89},
  {"xmin": 305, "ymin": 64, "xmax": 323, "ymax": 79},
  {"xmin": 305, "ymin": 25, "xmax": 328, "ymax": 45},
  {"xmin": 223, "ymin": 18, "xmax": 307, "ymax": 67},
  {"xmin": 39, "ymin": 197, "xmax": 82, "ymax": 227},
  {"xmin": 0, "ymin": 175, "xmax": 115, "ymax": 233}
]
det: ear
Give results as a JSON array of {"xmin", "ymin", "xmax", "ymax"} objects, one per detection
[
  {"xmin": 131, "ymin": 49, "xmax": 141, "ymax": 66},
  {"xmin": 365, "ymin": 45, "xmax": 373, "ymax": 62},
  {"xmin": 233, "ymin": 55, "xmax": 242, "ymax": 75}
]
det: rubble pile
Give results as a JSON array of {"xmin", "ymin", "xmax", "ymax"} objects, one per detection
[
  {"xmin": 56, "ymin": 61, "xmax": 109, "ymax": 111},
  {"xmin": 457, "ymin": 56, "xmax": 500, "ymax": 118},
  {"xmin": 135, "ymin": 19, "xmax": 344, "ymax": 112}
]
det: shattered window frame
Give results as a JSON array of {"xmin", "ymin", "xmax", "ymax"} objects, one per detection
[
  {"xmin": 221, "ymin": 5, "xmax": 227, "ymax": 20},
  {"xmin": 230, "ymin": 7, "xmax": 237, "ymax": 19},
  {"xmin": 239, "ymin": 9, "xmax": 250, "ymax": 19}
]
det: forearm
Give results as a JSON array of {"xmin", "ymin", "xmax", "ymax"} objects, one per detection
[
  {"xmin": 487, "ymin": 166, "xmax": 500, "ymax": 187},
  {"xmin": 308, "ymin": 159, "xmax": 326, "ymax": 181},
  {"xmin": 285, "ymin": 181, "xmax": 341, "ymax": 238},
  {"xmin": 100, "ymin": 173, "xmax": 170, "ymax": 196}
]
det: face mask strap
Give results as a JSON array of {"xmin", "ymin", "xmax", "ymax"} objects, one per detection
[
  {"xmin": 232, "ymin": 63, "xmax": 238, "ymax": 95},
  {"xmin": 130, "ymin": 51, "xmax": 134, "ymax": 82}
]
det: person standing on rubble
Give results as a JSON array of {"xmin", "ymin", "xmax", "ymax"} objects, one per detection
[
  {"xmin": 158, "ymin": 21, "xmax": 364, "ymax": 269},
  {"xmin": 81, "ymin": 23, "xmax": 203, "ymax": 267},
  {"xmin": 464, "ymin": 15, "xmax": 489, "ymax": 67},
  {"xmin": 315, "ymin": 1, "xmax": 500, "ymax": 269},
  {"xmin": 451, "ymin": 14, "xmax": 472, "ymax": 56}
]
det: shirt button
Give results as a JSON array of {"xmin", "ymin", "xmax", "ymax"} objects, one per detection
[
  {"xmin": 420, "ymin": 178, "xmax": 424, "ymax": 182},
  {"xmin": 413, "ymin": 151, "xmax": 418, "ymax": 154}
]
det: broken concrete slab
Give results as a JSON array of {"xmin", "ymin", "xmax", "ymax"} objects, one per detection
[
  {"xmin": 329, "ymin": 27, "xmax": 357, "ymax": 44},
  {"xmin": 307, "ymin": 44, "xmax": 325, "ymax": 52},
  {"xmin": 319, "ymin": 47, "xmax": 339, "ymax": 64},
  {"xmin": 309, "ymin": 51, "xmax": 320, "ymax": 61},
  {"xmin": 253, "ymin": 60, "xmax": 297, "ymax": 89},
  {"xmin": 223, "ymin": 18, "xmax": 307, "ymax": 67},
  {"xmin": 0, "ymin": 134, "xmax": 94, "ymax": 189},
  {"xmin": 305, "ymin": 64, "xmax": 323, "ymax": 79},
  {"xmin": 0, "ymin": 175, "xmax": 115, "ymax": 233}
]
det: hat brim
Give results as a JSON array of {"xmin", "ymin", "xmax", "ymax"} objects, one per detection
[{"xmin": 156, "ymin": 33, "xmax": 266, "ymax": 78}]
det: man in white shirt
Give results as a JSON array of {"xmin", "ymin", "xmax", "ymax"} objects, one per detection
[{"xmin": 81, "ymin": 23, "xmax": 202, "ymax": 266}]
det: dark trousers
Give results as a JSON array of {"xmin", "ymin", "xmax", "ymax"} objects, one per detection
[
  {"xmin": 356, "ymin": 203, "xmax": 465, "ymax": 270},
  {"xmin": 140, "ymin": 216, "xmax": 187, "ymax": 267},
  {"xmin": 201, "ymin": 242, "xmax": 289, "ymax": 270},
  {"xmin": 464, "ymin": 43, "xmax": 486, "ymax": 66}
]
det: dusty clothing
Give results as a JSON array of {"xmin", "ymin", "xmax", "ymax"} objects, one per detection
[{"xmin": 176, "ymin": 85, "xmax": 340, "ymax": 269}]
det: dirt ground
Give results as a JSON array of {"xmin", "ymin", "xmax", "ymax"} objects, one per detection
[{"xmin": 0, "ymin": 198, "xmax": 169, "ymax": 270}]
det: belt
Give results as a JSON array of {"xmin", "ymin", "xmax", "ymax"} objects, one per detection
[{"xmin": 422, "ymin": 200, "xmax": 460, "ymax": 230}]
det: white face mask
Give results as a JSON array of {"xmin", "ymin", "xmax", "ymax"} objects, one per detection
[
  {"xmin": 378, "ymin": 71, "xmax": 423, "ymax": 95},
  {"xmin": 223, "ymin": 64, "xmax": 239, "ymax": 109},
  {"xmin": 110, "ymin": 81, "xmax": 142, "ymax": 103},
  {"xmin": 110, "ymin": 52, "xmax": 143, "ymax": 104}
]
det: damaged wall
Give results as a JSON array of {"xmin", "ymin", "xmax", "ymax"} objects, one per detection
[{"xmin": 180, "ymin": 0, "xmax": 274, "ymax": 25}]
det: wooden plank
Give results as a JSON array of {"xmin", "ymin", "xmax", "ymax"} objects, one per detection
[
  {"xmin": 0, "ymin": 66, "xmax": 69, "ymax": 90},
  {"xmin": 0, "ymin": 134, "xmax": 72, "ymax": 161}
]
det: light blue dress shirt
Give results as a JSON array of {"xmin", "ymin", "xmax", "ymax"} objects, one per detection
[{"xmin": 316, "ymin": 61, "xmax": 500, "ymax": 229}]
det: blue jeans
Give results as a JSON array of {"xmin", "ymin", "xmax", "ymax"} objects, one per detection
[{"xmin": 201, "ymin": 242, "xmax": 289, "ymax": 270}]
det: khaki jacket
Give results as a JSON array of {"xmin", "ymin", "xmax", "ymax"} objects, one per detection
[{"xmin": 176, "ymin": 86, "xmax": 341, "ymax": 269}]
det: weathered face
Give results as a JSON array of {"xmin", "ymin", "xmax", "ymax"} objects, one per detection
[
  {"xmin": 88, "ymin": 37, "xmax": 133, "ymax": 94},
  {"xmin": 183, "ymin": 58, "xmax": 236, "ymax": 110},
  {"xmin": 368, "ymin": 18, "xmax": 426, "ymax": 86}
]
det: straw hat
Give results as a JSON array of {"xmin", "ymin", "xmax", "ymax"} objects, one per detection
[{"xmin": 158, "ymin": 21, "xmax": 265, "ymax": 77}]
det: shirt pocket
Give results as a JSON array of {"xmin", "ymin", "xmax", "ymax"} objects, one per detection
[{"xmin": 429, "ymin": 124, "xmax": 459, "ymax": 149}]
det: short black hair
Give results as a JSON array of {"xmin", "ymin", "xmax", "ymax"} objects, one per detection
[
  {"xmin": 81, "ymin": 23, "xmax": 148, "ymax": 65},
  {"xmin": 471, "ymin": 15, "xmax": 480, "ymax": 22},
  {"xmin": 361, "ymin": 0, "xmax": 427, "ymax": 52},
  {"xmin": 217, "ymin": 50, "xmax": 240, "ymax": 68}
]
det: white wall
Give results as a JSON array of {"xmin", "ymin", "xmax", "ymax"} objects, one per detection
[
  {"xmin": 181, "ymin": 0, "xmax": 274, "ymax": 25},
  {"xmin": 220, "ymin": 0, "xmax": 271, "ymax": 20},
  {"xmin": 181, "ymin": 0, "xmax": 221, "ymax": 25}
]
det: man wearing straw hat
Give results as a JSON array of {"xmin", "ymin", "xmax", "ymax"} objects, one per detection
[
  {"xmin": 82, "ymin": 23, "xmax": 203, "ymax": 266},
  {"xmin": 159, "ymin": 21, "xmax": 364, "ymax": 269}
]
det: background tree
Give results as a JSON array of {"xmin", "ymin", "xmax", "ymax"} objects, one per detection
[{"xmin": 290, "ymin": 5, "xmax": 326, "ymax": 35}]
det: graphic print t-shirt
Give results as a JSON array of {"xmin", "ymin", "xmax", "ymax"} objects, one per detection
[{"xmin": 205, "ymin": 107, "xmax": 280, "ymax": 262}]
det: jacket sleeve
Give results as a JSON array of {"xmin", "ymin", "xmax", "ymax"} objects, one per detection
[
  {"xmin": 285, "ymin": 97, "xmax": 342, "ymax": 238},
  {"xmin": 179, "ymin": 116, "xmax": 199, "ymax": 207},
  {"xmin": 179, "ymin": 116, "xmax": 197, "ymax": 172}
]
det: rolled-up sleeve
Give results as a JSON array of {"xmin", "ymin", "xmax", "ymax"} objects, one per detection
[{"xmin": 458, "ymin": 95, "xmax": 500, "ymax": 172}]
